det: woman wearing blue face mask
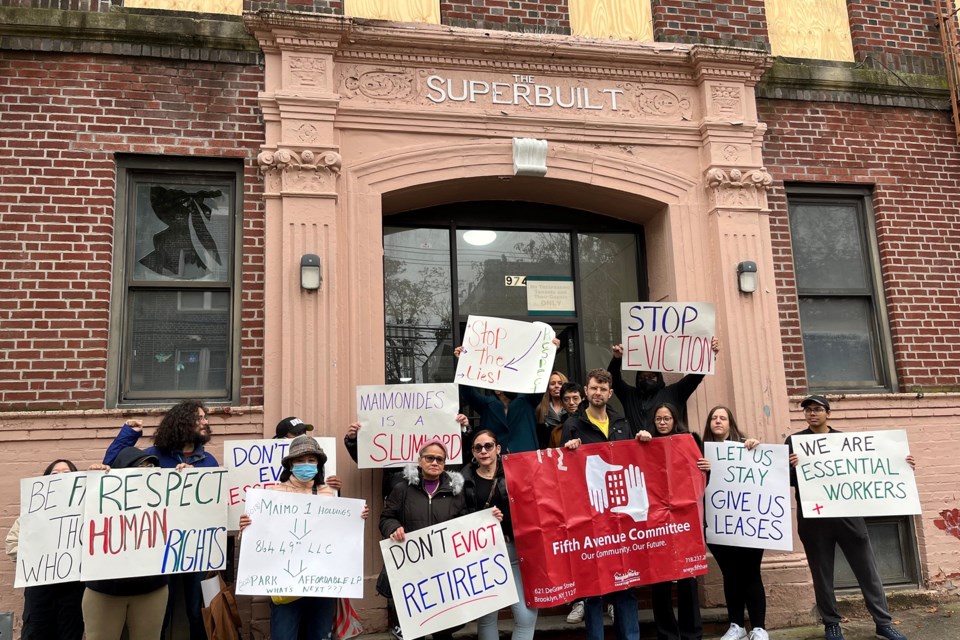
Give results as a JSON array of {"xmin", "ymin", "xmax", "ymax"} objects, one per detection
[{"xmin": 239, "ymin": 435, "xmax": 367, "ymax": 640}]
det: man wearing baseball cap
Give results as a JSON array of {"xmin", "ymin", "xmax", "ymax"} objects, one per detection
[
  {"xmin": 273, "ymin": 416, "xmax": 315, "ymax": 439},
  {"xmin": 785, "ymin": 395, "xmax": 911, "ymax": 640}
]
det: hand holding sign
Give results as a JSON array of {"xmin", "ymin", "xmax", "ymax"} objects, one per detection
[
  {"xmin": 620, "ymin": 302, "xmax": 716, "ymax": 374},
  {"xmin": 455, "ymin": 316, "xmax": 557, "ymax": 393}
]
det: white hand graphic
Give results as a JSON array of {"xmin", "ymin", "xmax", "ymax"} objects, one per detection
[
  {"xmin": 611, "ymin": 464, "xmax": 649, "ymax": 523},
  {"xmin": 585, "ymin": 455, "xmax": 623, "ymax": 514}
]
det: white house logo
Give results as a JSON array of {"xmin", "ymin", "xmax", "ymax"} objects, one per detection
[
  {"xmin": 613, "ymin": 569, "xmax": 640, "ymax": 585},
  {"xmin": 584, "ymin": 455, "xmax": 649, "ymax": 523}
]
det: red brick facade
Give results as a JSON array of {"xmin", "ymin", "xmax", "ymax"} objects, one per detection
[{"xmin": 651, "ymin": 0, "xmax": 768, "ymax": 48}]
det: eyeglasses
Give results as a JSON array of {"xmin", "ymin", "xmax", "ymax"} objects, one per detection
[
  {"xmin": 421, "ymin": 455, "xmax": 446, "ymax": 464},
  {"xmin": 803, "ymin": 406, "xmax": 826, "ymax": 414},
  {"xmin": 654, "ymin": 416, "xmax": 673, "ymax": 423},
  {"xmin": 472, "ymin": 442, "xmax": 496, "ymax": 453}
]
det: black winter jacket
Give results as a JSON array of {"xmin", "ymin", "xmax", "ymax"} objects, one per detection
[
  {"xmin": 559, "ymin": 405, "xmax": 633, "ymax": 445},
  {"xmin": 608, "ymin": 357, "xmax": 705, "ymax": 434},
  {"xmin": 379, "ymin": 466, "xmax": 467, "ymax": 538},
  {"xmin": 461, "ymin": 460, "xmax": 513, "ymax": 539}
]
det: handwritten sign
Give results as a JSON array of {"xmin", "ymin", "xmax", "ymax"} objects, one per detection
[
  {"xmin": 380, "ymin": 510, "xmax": 517, "ymax": 640},
  {"xmin": 455, "ymin": 315, "xmax": 557, "ymax": 393},
  {"xmin": 356, "ymin": 383, "xmax": 461, "ymax": 469},
  {"xmin": 704, "ymin": 442, "xmax": 792, "ymax": 551},
  {"xmin": 225, "ymin": 437, "xmax": 337, "ymax": 530},
  {"xmin": 236, "ymin": 489, "xmax": 365, "ymax": 598},
  {"xmin": 620, "ymin": 302, "xmax": 716, "ymax": 374},
  {"xmin": 792, "ymin": 430, "xmax": 920, "ymax": 518},
  {"xmin": 15, "ymin": 472, "xmax": 89, "ymax": 587},
  {"xmin": 80, "ymin": 467, "xmax": 229, "ymax": 580}
]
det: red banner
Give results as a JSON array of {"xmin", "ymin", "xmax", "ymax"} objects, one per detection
[{"xmin": 502, "ymin": 436, "xmax": 708, "ymax": 607}]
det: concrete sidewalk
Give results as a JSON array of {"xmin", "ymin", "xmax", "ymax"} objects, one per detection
[{"xmin": 357, "ymin": 592, "xmax": 960, "ymax": 640}]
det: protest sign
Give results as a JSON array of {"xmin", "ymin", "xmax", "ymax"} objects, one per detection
[
  {"xmin": 455, "ymin": 315, "xmax": 557, "ymax": 394},
  {"xmin": 81, "ymin": 467, "xmax": 229, "ymax": 580},
  {"xmin": 15, "ymin": 472, "xmax": 89, "ymax": 587},
  {"xmin": 380, "ymin": 509, "xmax": 517, "ymax": 640},
  {"xmin": 704, "ymin": 442, "xmax": 792, "ymax": 551},
  {"xmin": 236, "ymin": 489, "xmax": 365, "ymax": 599},
  {"xmin": 502, "ymin": 437, "xmax": 707, "ymax": 607},
  {"xmin": 620, "ymin": 302, "xmax": 716, "ymax": 374},
  {"xmin": 225, "ymin": 437, "xmax": 337, "ymax": 529},
  {"xmin": 792, "ymin": 429, "xmax": 920, "ymax": 518},
  {"xmin": 356, "ymin": 383, "xmax": 461, "ymax": 469}
]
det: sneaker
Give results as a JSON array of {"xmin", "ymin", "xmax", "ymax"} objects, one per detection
[
  {"xmin": 721, "ymin": 623, "xmax": 748, "ymax": 640},
  {"xmin": 566, "ymin": 601, "xmax": 585, "ymax": 624},
  {"xmin": 607, "ymin": 604, "xmax": 615, "ymax": 622},
  {"xmin": 824, "ymin": 623, "xmax": 844, "ymax": 640},
  {"xmin": 875, "ymin": 625, "xmax": 907, "ymax": 640},
  {"xmin": 748, "ymin": 628, "xmax": 769, "ymax": 640},
  {"xmin": 391, "ymin": 625, "xmax": 403, "ymax": 640}
]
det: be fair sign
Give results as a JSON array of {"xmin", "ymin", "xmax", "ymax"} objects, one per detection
[
  {"xmin": 224, "ymin": 438, "xmax": 338, "ymax": 530},
  {"xmin": 455, "ymin": 316, "xmax": 557, "ymax": 393},
  {"xmin": 356, "ymin": 383, "xmax": 461, "ymax": 469},
  {"xmin": 792, "ymin": 430, "xmax": 920, "ymax": 518},
  {"xmin": 620, "ymin": 302, "xmax": 716, "ymax": 374},
  {"xmin": 380, "ymin": 510, "xmax": 517, "ymax": 640},
  {"xmin": 81, "ymin": 468, "xmax": 229, "ymax": 580},
  {"xmin": 236, "ymin": 489, "xmax": 365, "ymax": 599},
  {"xmin": 15, "ymin": 472, "xmax": 89, "ymax": 587},
  {"xmin": 704, "ymin": 442, "xmax": 792, "ymax": 551}
]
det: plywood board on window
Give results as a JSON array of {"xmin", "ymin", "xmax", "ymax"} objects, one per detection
[
  {"xmin": 344, "ymin": 0, "xmax": 440, "ymax": 24},
  {"xmin": 570, "ymin": 0, "xmax": 653, "ymax": 42},
  {"xmin": 765, "ymin": 0, "xmax": 854, "ymax": 61},
  {"xmin": 124, "ymin": 0, "xmax": 241, "ymax": 15}
]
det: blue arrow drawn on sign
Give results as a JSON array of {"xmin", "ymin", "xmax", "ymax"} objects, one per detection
[{"xmin": 504, "ymin": 330, "xmax": 543, "ymax": 372}]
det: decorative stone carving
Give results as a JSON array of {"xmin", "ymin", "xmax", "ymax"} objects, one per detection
[
  {"xmin": 711, "ymin": 85, "xmax": 742, "ymax": 115},
  {"xmin": 258, "ymin": 149, "xmax": 342, "ymax": 194},
  {"xmin": 721, "ymin": 144, "xmax": 742, "ymax": 163},
  {"xmin": 634, "ymin": 88, "xmax": 693, "ymax": 121},
  {"xmin": 341, "ymin": 68, "xmax": 418, "ymax": 100},
  {"xmin": 294, "ymin": 122, "xmax": 320, "ymax": 144},
  {"xmin": 289, "ymin": 56, "xmax": 327, "ymax": 88},
  {"xmin": 705, "ymin": 167, "xmax": 773, "ymax": 208},
  {"xmin": 512, "ymin": 138, "xmax": 548, "ymax": 177}
]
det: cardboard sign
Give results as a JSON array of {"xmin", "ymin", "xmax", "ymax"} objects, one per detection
[
  {"xmin": 502, "ymin": 437, "xmax": 708, "ymax": 607},
  {"xmin": 455, "ymin": 315, "xmax": 557, "ymax": 394},
  {"xmin": 15, "ymin": 472, "xmax": 89, "ymax": 587},
  {"xmin": 380, "ymin": 509, "xmax": 517, "ymax": 640},
  {"xmin": 356, "ymin": 383, "xmax": 462, "ymax": 469},
  {"xmin": 792, "ymin": 429, "xmax": 920, "ymax": 518},
  {"xmin": 236, "ymin": 489, "xmax": 365, "ymax": 598},
  {"xmin": 620, "ymin": 302, "xmax": 716, "ymax": 374},
  {"xmin": 81, "ymin": 467, "xmax": 229, "ymax": 580},
  {"xmin": 704, "ymin": 442, "xmax": 792, "ymax": 551},
  {"xmin": 225, "ymin": 437, "xmax": 338, "ymax": 530}
]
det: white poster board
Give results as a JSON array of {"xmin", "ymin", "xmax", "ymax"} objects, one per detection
[
  {"xmin": 81, "ymin": 467, "xmax": 229, "ymax": 580},
  {"xmin": 15, "ymin": 472, "xmax": 89, "ymax": 587},
  {"xmin": 380, "ymin": 510, "xmax": 518, "ymax": 640},
  {"xmin": 704, "ymin": 442, "xmax": 793, "ymax": 551},
  {"xmin": 792, "ymin": 430, "xmax": 920, "ymax": 518},
  {"xmin": 225, "ymin": 437, "xmax": 338, "ymax": 530},
  {"xmin": 620, "ymin": 302, "xmax": 716, "ymax": 374},
  {"xmin": 455, "ymin": 315, "xmax": 557, "ymax": 394},
  {"xmin": 236, "ymin": 489, "xmax": 365, "ymax": 599},
  {"xmin": 356, "ymin": 383, "xmax": 462, "ymax": 469}
]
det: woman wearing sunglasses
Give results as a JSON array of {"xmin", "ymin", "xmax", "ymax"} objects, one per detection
[{"xmin": 461, "ymin": 430, "xmax": 537, "ymax": 640}]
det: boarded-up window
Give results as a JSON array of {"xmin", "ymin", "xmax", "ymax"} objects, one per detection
[
  {"xmin": 344, "ymin": 0, "xmax": 440, "ymax": 24},
  {"xmin": 570, "ymin": 0, "xmax": 653, "ymax": 42},
  {"xmin": 765, "ymin": 0, "xmax": 854, "ymax": 61}
]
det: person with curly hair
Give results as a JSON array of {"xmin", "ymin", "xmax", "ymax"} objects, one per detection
[{"xmin": 102, "ymin": 400, "xmax": 218, "ymax": 639}]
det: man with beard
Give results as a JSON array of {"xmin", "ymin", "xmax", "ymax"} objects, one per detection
[
  {"xmin": 608, "ymin": 337, "xmax": 719, "ymax": 435},
  {"xmin": 103, "ymin": 400, "xmax": 217, "ymax": 640}
]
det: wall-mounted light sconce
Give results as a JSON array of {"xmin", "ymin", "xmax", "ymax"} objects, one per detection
[
  {"xmin": 300, "ymin": 254, "xmax": 321, "ymax": 291},
  {"xmin": 737, "ymin": 260, "xmax": 758, "ymax": 294}
]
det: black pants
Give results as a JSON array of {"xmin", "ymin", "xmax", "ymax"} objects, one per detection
[
  {"xmin": 651, "ymin": 578, "xmax": 701, "ymax": 640},
  {"xmin": 708, "ymin": 543, "xmax": 766, "ymax": 629},
  {"xmin": 22, "ymin": 582, "xmax": 85, "ymax": 640}
]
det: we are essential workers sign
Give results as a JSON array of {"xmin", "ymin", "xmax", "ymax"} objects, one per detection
[
  {"xmin": 380, "ymin": 510, "xmax": 517, "ymax": 640},
  {"xmin": 704, "ymin": 442, "xmax": 792, "ymax": 551},
  {"xmin": 503, "ymin": 437, "xmax": 708, "ymax": 606},
  {"xmin": 620, "ymin": 302, "xmax": 716, "ymax": 374},
  {"xmin": 16, "ymin": 472, "xmax": 88, "ymax": 587},
  {"xmin": 224, "ymin": 437, "xmax": 338, "ymax": 530},
  {"xmin": 455, "ymin": 315, "xmax": 557, "ymax": 394},
  {"xmin": 81, "ymin": 467, "xmax": 229, "ymax": 580},
  {"xmin": 792, "ymin": 429, "xmax": 920, "ymax": 518},
  {"xmin": 356, "ymin": 383, "xmax": 461, "ymax": 469}
]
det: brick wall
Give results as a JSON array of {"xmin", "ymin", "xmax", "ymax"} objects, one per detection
[
  {"xmin": 847, "ymin": 0, "xmax": 945, "ymax": 75},
  {"xmin": 442, "ymin": 0, "xmax": 570, "ymax": 34},
  {"xmin": 244, "ymin": 0, "xmax": 342, "ymax": 14},
  {"xmin": 0, "ymin": 51, "xmax": 266, "ymax": 409},
  {"xmin": 759, "ymin": 99, "xmax": 960, "ymax": 394},
  {"xmin": 651, "ymin": 0, "xmax": 768, "ymax": 49}
]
